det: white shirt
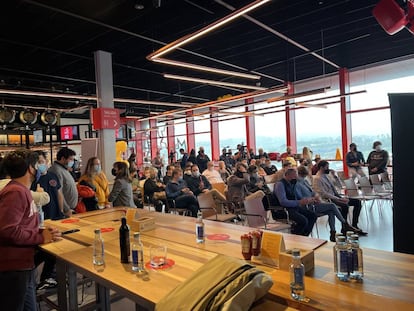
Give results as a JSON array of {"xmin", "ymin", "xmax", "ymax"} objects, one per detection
[{"xmin": 202, "ymin": 169, "xmax": 224, "ymax": 184}]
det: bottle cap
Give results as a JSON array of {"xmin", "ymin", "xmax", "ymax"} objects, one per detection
[
  {"xmin": 134, "ymin": 232, "xmax": 140, "ymax": 238},
  {"xmin": 346, "ymin": 231, "xmax": 354, "ymax": 236},
  {"xmin": 350, "ymin": 234, "xmax": 359, "ymax": 240},
  {"xmin": 337, "ymin": 236, "xmax": 346, "ymax": 242},
  {"xmin": 292, "ymin": 248, "xmax": 300, "ymax": 257},
  {"xmin": 94, "ymin": 228, "xmax": 101, "ymax": 234},
  {"xmin": 121, "ymin": 216, "xmax": 127, "ymax": 224}
]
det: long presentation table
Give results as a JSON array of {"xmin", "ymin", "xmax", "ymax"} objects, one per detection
[{"xmin": 42, "ymin": 208, "xmax": 414, "ymax": 311}]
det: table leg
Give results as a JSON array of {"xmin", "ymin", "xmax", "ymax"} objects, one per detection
[
  {"xmin": 95, "ymin": 282, "xmax": 111, "ymax": 310},
  {"xmin": 67, "ymin": 267, "xmax": 78, "ymax": 311},
  {"xmin": 56, "ymin": 259, "xmax": 68, "ymax": 311}
]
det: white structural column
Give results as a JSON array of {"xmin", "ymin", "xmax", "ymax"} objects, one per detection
[{"xmin": 94, "ymin": 50, "xmax": 116, "ymax": 177}]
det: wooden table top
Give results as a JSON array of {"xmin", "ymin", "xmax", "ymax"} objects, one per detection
[{"xmin": 44, "ymin": 208, "xmax": 414, "ymax": 310}]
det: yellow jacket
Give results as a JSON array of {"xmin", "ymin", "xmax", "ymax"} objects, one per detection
[{"xmin": 78, "ymin": 173, "xmax": 109, "ymax": 206}]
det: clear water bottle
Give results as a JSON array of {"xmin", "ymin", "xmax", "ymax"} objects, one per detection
[
  {"xmin": 195, "ymin": 210, "xmax": 205, "ymax": 243},
  {"xmin": 38, "ymin": 204, "xmax": 45, "ymax": 228},
  {"xmin": 345, "ymin": 231, "xmax": 354, "ymax": 243},
  {"xmin": 349, "ymin": 234, "xmax": 364, "ymax": 281},
  {"xmin": 131, "ymin": 232, "xmax": 145, "ymax": 272},
  {"xmin": 93, "ymin": 229, "xmax": 105, "ymax": 272},
  {"xmin": 333, "ymin": 233, "xmax": 344, "ymax": 274},
  {"xmin": 289, "ymin": 249, "xmax": 306, "ymax": 301},
  {"xmin": 119, "ymin": 217, "xmax": 130, "ymax": 263},
  {"xmin": 335, "ymin": 236, "xmax": 350, "ymax": 281}
]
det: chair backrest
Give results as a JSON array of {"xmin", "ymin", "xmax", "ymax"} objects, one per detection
[
  {"xmin": 358, "ymin": 176, "xmax": 371, "ymax": 188},
  {"xmin": 197, "ymin": 192, "xmax": 217, "ymax": 218},
  {"xmin": 380, "ymin": 172, "xmax": 390, "ymax": 182},
  {"xmin": 212, "ymin": 182, "xmax": 226, "ymax": 196},
  {"xmin": 243, "ymin": 197, "xmax": 266, "ymax": 228},
  {"xmin": 369, "ymin": 174, "xmax": 382, "ymax": 185},
  {"xmin": 344, "ymin": 178, "xmax": 358, "ymax": 190}
]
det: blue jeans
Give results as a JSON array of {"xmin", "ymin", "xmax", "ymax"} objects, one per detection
[{"xmin": 0, "ymin": 269, "xmax": 36, "ymax": 311}]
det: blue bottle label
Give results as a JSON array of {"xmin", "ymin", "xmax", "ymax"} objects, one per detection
[
  {"xmin": 293, "ymin": 267, "xmax": 304, "ymax": 285},
  {"xmin": 352, "ymin": 249, "xmax": 358, "ymax": 270},
  {"xmin": 197, "ymin": 225, "xmax": 204, "ymax": 238},
  {"xmin": 339, "ymin": 250, "xmax": 349, "ymax": 273},
  {"xmin": 132, "ymin": 250, "xmax": 138, "ymax": 265}
]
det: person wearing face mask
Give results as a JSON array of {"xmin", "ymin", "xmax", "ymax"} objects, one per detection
[
  {"xmin": 274, "ymin": 168, "xmax": 317, "ymax": 236},
  {"xmin": 202, "ymin": 161, "xmax": 224, "ymax": 184},
  {"xmin": 78, "ymin": 157, "xmax": 110, "ymax": 209},
  {"xmin": 187, "ymin": 164, "xmax": 227, "ymax": 203},
  {"xmin": 165, "ymin": 168, "xmax": 200, "ymax": 217},
  {"xmin": 144, "ymin": 167, "xmax": 166, "ymax": 212},
  {"xmin": 48, "ymin": 147, "xmax": 77, "ymax": 216},
  {"xmin": 346, "ymin": 143, "xmax": 366, "ymax": 178},
  {"xmin": 0, "ymin": 150, "xmax": 61, "ymax": 311},
  {"xmin": 366, "ymin": 141, "xmax": 389, "ymax": 175},
  {"xmin": 227, "ymin": 163, "xmax": 251, "ymax": 207},
  {"xmin": 196, "ymin": 146, "xmax": 210, "ymax": 173},
  {"xmin": 108, "ymin": 162, "xmax": 135, "ymax": 207},
  {"xmin": 313, "ymin": 160, "xmax": 367, "ymax": 235}
]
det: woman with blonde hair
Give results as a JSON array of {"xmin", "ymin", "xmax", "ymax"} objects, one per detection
[{"xmin": 78, "ymin": 156, "xmax": 110, "ymax": 209}]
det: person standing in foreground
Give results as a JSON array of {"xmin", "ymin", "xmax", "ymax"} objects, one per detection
[
  {"xmin": 48, "ymin": 147, "xmax": 78, "ymax": 216},
  {"xmin": 366, "ymin": 141, "xmax": 389, "ymax": 175},
  {"xmin": 0, "ymin": 150, "xmax": 61, "ymax": 311}
]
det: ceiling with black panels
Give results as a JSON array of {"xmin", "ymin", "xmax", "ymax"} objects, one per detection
[{"xmin": 0, "ymin": 0, "xmax": 413, "ymax": 120}]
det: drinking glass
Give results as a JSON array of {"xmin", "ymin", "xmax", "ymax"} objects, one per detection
[{"xmin": 150, "ymin": 245, "xmax": 167, "ymax": 267}]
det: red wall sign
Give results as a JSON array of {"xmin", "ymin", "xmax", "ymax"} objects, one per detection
[{"xmin": 92, "ymin": 108, "xmax": 121, "ymax": 130}]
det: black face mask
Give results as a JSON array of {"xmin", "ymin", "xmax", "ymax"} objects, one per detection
[
  {"xmin": 111, "ymin": 168, "xmax": 117, "ymax": 176},
  {"xmin": 324, "ymin": 168, "xmax": 330, "ymax": 174},
  {"xmin": 290, "ymin": 179, "xmax": 297, "ymax": 184}
]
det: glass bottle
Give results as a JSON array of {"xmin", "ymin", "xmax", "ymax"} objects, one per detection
[
  {"xmin": 349, "ymin": 234, "xmax": 364, "ymax": 281},
  {"xmin": 335, "ymin": 236, "xmax": 350, "ymax": 281},
  {"xmin": 131, "ymin": 232, "xmax": 145, "ymax": 272},
  {"xmin": 289, "ymin": 249, "xmax": 306, "ymax": 301},
  {"xmin": 345, "ymin": 231, "xmax": 354, "ymax": 243},
  {"xmin": 119, "ymin": 216, "xmax": 131, "ymax": 263},
  {"xmin": 38, "ymin": 204, "xmax": 45, "ymax": 228},
  {"xmin": 333, "ymin": 233, "xmax": 344, "ymax": 274},
  {"xmin": 93, "ymin": 229, "xmax": 105, "ymax": 272},
  {"xmin": 196, "ymin": 210, "xmax": 205, "ymax": 243}
]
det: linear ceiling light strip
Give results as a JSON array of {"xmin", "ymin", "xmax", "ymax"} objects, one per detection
[
  {"xmin": 153, "ymin": 58, "xmax": 260, "ymax": 79},
  {"xmin": 138, "ymin": 85, "xmax": 289, "ymax": 122},
  {"xmin": 164, "ymin": 74, "xmax": 266, "ymax": 90},
  {"xmin": 148, "ymin": 0, "xmax": 271, "ymax": 59},
  {"xmin": 0, "ymin": 89, "xmax": 190, "ymax": 108}
]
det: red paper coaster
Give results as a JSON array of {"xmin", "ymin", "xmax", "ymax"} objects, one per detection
[
  {"xmin": 61, "ymin": 218, "xmax": 80, "ymax": 223},
  {"xmin": 145, "ymin": 258, "xmax": 175, "ymax": 270},
  {"xmin": 100, "ymin": 227, "xmax": 114, "ymax": 233},
  {"xmin": 207, "ymin": 234, "xmax": 230, "ymax": 241}
]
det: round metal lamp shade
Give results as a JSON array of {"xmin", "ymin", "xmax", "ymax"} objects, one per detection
[
  {"xmin": 0, "ymin": 108, "xmax": 16, "ymax": 123},
  {"xmin": 19, "ymin": 110, "xmax": 38, "ymax": 125}
]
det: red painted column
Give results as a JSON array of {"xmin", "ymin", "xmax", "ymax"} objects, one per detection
[
  {"xmin": 285, "ymin": 82, "xmax": 297, "ymax": 153},
  {"xmin": 245, "ymin": 98, "xmax": 256, "ymax": 153},
  {"xmin": 186, "ymin": 111, "xmax": 195, "ymax": 152},
  {"xmin": 339, "ymin": 68, "xmax": 352, "ymax": 177},
  {"xmin": 167, "ymin": 117, "xmax": 175, "ymax": 163},
  {"xmin": 149, "ymin": 119, "xmax": 158, "ymax": 159},
  {"xmin": 210, "ymin": 107, "xmax": 220, "ymax": 160},
  {"xmin": 135, "ymin": 120, "xmax": 144, "ymax": 167}
]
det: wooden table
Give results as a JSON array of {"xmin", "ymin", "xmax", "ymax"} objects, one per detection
[{"xmin": 42, "ymin": 208, "xmax": 414, "ymax": 311}]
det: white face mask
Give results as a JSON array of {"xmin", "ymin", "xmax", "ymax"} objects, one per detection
[{"xmin": 375, "ymin": 146, "xmax": 382, "ymax": 152}]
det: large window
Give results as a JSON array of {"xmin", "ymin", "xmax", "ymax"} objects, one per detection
[
  {"xmin": 218, "ymin": 107, "xmax": 246, "ymax": 154},
  {"xmin": 174, "ymin": 118, "xmax": 187, "ymax": 156},
  {"xmin": 254, "ymin": 102, "xmax": 286, "ymax": 154},
  {"xmin": 194, "ymin": 117, "xmax": 211, "ymax": 159}
]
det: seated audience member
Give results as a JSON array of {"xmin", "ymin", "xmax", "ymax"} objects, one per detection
[
  {"xmin": 262, "ymin": 158, "xmax": 278, "ymax": 176},
  {"xmin": 274, "ymin": 168, "xmax": 317, "ymax": 236},
  {"xmin": 183, "ymin": 161, "xmax": 193, "ymax": 184},
  {"xmin": 227, "ymin": 163, "xmax": 265, "ymax": 207},
  {"xmin": 0, "ymin": 150, "xmax": 61, "ymax": 310},
  {"xmin": 247, "ymin": 165, "xmax": 273, "ymax": 208},
  {"xmin": 273, "ymin": 161, "xmax": 292, "ymax": 183},
  {"xmin": 165, "ymin": 168, "xmax": 199, "ymax": 217},
  {"xmin": 296, "ymin": 166, "xmax": 356, "ymax": 241},
  {"xmin": 311, "ymin": 154, "xmax": 321, "ymax": 175},
  {"xmin": 163, "ymin": 164, "xmax": 174, "ymax": 185},
  {"xmin": 202, "ymin": 161, "xmax": 224, "ymax": 184},
  {"xmin": 187, "ymin": 164, "xmax": 227, "ymax": 201},
  {"xmin": 218, "ymin": 160, "xmax": 232, "ymax": 183},
  {"xmin": 366, "ymin": 141, "xmax": 389, "ymax": 175},
  {"xmin": 108, "ymin": 162, "xmax": 135, "ymax": 207},
  {"xmin": 144, "ymin": 167, "xmax": 166, "ymax": 212},
  {"xmin": 313, "ymin": 160, "xmax": 367, "ymax": 235},
  {"xmin": 78, "ymin": 156, "xmax": 110, "ymax": 209},
  {"xmin": 346, "ymin": 143, "xmax": 366, "ymax": 178},
  {"xmin": 256, "ymin": 148, "xmax": 268, "ymax": 159},
  {"xmin": 280, "ymin": 146, "xmax": 293, "ymax": 160},
  {"xmin": 130, "ymin": 166, "xmax": 143, "ymax": 208}
]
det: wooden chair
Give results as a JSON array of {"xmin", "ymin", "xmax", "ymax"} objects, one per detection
[
  {"xmin": 243, "ymin": 196, "xmax": 291, "ymax": 232},
  {"xmin": 211, "ymin": 182, "xmax": 226, "ymax": 196},
  {"xmin": 197, "ymin": 192, "xmax": 237, "ymax": 222}
]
